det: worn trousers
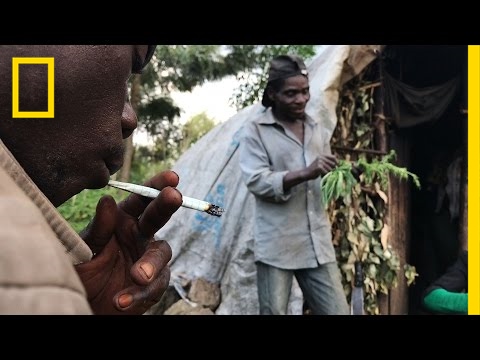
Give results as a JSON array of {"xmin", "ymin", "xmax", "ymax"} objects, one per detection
[{"xmin": 256, "ymin": 261, "xmax": 350, "ymax": 315}]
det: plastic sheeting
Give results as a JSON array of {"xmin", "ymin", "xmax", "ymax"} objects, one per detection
[{"xmin": 154, "ymin": 45, "xmax": 381, "ymax": 314}]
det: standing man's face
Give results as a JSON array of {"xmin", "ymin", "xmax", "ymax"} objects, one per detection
[
  {"xmin": 270, "ymin": 75, "xmax": 310, "ymax": 120},
  {"xmin": 0, "ymin": 45, "xmax": 150, "ymax": 206}
]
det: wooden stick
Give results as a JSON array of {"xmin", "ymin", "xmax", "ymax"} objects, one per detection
[
  {"xmin": 358, "ymin": 81, "xmax": 381, "ymax": 91},
  {"xmin": 332, "ymin": 145, "xmax": 388, "ymax": 156}
]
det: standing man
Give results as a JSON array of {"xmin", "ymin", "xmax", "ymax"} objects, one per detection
[{"xmin": 239, "ymin": 55, "xmax": 349, "ymax": 315}]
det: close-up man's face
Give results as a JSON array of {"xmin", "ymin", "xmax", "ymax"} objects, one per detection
[
  {"xmin": 271, "ymin": 75, "xmax": 310, "ymax": 120},
  {"xmin": 0, "ymin": 45, "xmax": 151, "ymax": 206}
]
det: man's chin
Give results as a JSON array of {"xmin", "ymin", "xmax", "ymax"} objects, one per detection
[{"xmin": 293, "ymin": 111, "xmax": 306, "ymax": 120}]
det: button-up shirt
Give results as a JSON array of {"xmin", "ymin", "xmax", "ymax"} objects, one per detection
[{"xmin": 239, "ymin": 107, "xmax": 336, "ymax": 269}]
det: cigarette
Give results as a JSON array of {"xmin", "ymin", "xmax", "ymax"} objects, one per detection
[{"xmin": 107, "ymin": 180, "xmax": 225, "ymax": 217}]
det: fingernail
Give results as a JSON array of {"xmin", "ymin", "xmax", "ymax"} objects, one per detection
[
  {"xmin": 140, "ymin": 262, "xmax": 154, "ymax": 279},
  {"xmin": 172, "ymin": 170, "xmax": 179, "ymax": 181},
  {"xmin": 118, "ymin": 293, "xmax": 133, "ymax": 308},
  {"xmin": 174, "ymin": 188, "xmax": 183, "ymax": 198}
]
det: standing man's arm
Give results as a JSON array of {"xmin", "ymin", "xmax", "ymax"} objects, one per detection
[
  {"xmin": 239, "ymin": 122, "xmax": 338, "ymax": 198},
  {"xmin": 283, "ymin": 155, "xmax": 337, "ymax": 191},
  {"xmin": 239, "ymin": 123, "xmax": 290, "ymax": 202},
  {"xmin": 284, "ymin": 125, "xmax": 337, "ymax": 191}
]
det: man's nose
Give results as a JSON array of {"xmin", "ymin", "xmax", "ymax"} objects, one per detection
[
  {"xmin": 295, "ymin": 93, "xmax": 309, "ymax": 104},
  {"xmin": 121, "ymin": 101, "xmax": 138, "ymax": 139}
]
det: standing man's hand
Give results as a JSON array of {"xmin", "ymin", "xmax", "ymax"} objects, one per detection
[
  {"xmin": 74, "ymin": 170, "xmax": 182, "ymax": 315},
  {"xmin": 304, "ymin": 155, "xmax": 338, "ymax": 180},
  {"xmin": 283, "ymin": 154, "xmax": 338, "ymax": 191}
]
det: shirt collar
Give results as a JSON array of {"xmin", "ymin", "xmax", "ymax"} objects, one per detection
[{"xmin": 258, "ymin": 107, "xmax": 317, "ymax": 127}]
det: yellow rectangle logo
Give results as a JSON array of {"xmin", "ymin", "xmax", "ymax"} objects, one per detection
[
  {"xmin": 12, "ymin": 57, "xmax": 54, "ymax": 118},
  {"xmin": 468, "ymin": 45, "xmax": 479, "ymax": 315}
]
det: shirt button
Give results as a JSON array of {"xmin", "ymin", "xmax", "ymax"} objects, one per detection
[
  {"xmin": 308, "ymin": 190, "xmax": 312, "ymax": 194},
  {"xmin": 310, "ymin": 211, "xmax": 313, "ymax": 215}
]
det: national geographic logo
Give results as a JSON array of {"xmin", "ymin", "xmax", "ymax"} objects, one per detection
[{"xmin": 12, "ymin": 57, "xmax": 54, "ymax": 118}]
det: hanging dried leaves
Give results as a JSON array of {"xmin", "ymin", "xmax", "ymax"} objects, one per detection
[{"xmin": 327, "ymin": 71, "xmax": 420, "ymax": 314}]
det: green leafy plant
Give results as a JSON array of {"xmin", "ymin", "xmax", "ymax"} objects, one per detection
[
  {"xmin": 357, "ymin": 151, "xmax": 420, "ymax": 190},
  {"xmin": 320, "ymin": 161, "xmax": 357, "ymax": 207}
]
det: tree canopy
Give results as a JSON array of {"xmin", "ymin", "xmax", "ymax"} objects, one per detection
[{"xmin": 135, "ymin": 45, "xmax": 317, "ymax": 138}]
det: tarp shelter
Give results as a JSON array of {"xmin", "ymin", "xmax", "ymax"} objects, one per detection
[{"xmin": 152, "ymin": 45, "xmax": 382, "ymax": 314}]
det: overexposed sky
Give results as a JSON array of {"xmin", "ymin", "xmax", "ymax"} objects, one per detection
[
  {"xmin": 171, "ymin": 76, "xmax": 239, "ymax": 125},
  {"xmin": 134, "ymin": 76, "xmax": 239, "ymax": 146}
]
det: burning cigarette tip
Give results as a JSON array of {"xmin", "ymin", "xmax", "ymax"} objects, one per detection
[{"xmin": 206, "ymin": 204, "xmax": 225, "ymax": 217}]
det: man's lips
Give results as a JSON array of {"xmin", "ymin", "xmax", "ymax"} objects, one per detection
[
  {"xmin": 105, "ymin": 158, "xmax": 123, "ymax": 175},
  {"xmin": 105, "ymin": 145, "xmax": 125, "ymax": 175},
  {"xmin": 291, "ymin": 107, "xmax": 306, "ymax": 116}
]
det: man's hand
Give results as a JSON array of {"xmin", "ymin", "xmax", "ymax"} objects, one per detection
[
  {"xmin": 283, "ymin": 154, "xmax": 338, "ymax": 191},
  {"xmin": 74, "ymin": 170, "xmax": 182, "ymax": 315},
  {"xmin": 304, "ymin": 154, "xmax": 338, "ymax": 180}
]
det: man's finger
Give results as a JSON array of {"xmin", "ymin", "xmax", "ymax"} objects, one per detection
[
  {"xmin": 80, "ymin": 195, "xmax": 117, "ymax": 253},
  {"xmin": 114, "ymin": 265, "xmax": 171, "ymax": 313},
  {"xmin": 130, "ymin": 239, "xmax": 173, "ymax": 285},
  {"xmin": 322, "ymin": 156, "xmax": 337, "ymax": 169},
  {"xmin": 137, "ymin": 186, "xmax": 182, "ymax": 239},
  {"xmin": 118, "ymin": 170, "xmax": 180, "ymax": 219}
]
